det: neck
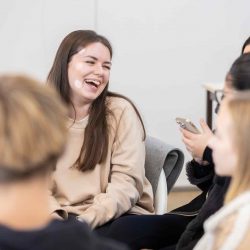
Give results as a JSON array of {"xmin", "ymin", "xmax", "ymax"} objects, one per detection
[
  {"xmin": 69, "ymin": 100, "xmax": 92, "ymax": 121},
  {"xmin": 0, "ymin": 177, "xmax": 51, "ymax": 230}
]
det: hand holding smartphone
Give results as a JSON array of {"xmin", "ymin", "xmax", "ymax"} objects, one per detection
[{"xmin": 176, "ymin": 117, "xmax": 200, "ymax": 134}]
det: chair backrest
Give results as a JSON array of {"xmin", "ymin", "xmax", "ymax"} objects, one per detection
[{"xmin": 145, "ymin": 136, "xmax": 184, "ymax": 214}]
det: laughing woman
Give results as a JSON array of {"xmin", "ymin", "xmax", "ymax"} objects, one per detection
[{"xmin": 47, "ymin": 30, "xmax": 154, "ymax": 234}]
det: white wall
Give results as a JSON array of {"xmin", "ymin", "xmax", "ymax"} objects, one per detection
[
  {"xmin": 0, "ymin": 0, "xmax": 95, "ymax": 79},
  {"xmin": 0, "ymin": 0, "xmax": 250, "ymax": 186}
]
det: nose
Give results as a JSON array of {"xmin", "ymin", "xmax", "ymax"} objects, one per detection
[{"xmin": 94, "ymin": 63, "xmax": 104, "ymax": 76}]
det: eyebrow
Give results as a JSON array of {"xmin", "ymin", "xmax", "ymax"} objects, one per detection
[{"xmin": 84, "ymin": 55, "xmax": 112, "ymax": 65}]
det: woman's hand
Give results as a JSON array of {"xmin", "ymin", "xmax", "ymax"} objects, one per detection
[
  {"xmin": 51, "ymin": 212, "xmax": 63, "ymax": 220},
  {"xmin": 180, "ymin": 119, "xmax": 213, "ymax": 160}
]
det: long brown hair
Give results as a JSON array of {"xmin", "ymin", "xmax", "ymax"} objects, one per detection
[{"xmin": 47, "ymin": 30, "xmax": 145, "ymax": 171}]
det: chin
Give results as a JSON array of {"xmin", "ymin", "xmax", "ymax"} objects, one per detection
[
  {"xmin": 215, "ymin": 166, "xmax": 230, "ymax": 177},
  {"xmin": 83, "ymin": 94, "xmax": 97, "ymax": 102}
]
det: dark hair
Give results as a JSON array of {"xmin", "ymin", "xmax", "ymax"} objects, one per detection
[
  {"xmin": 47, "ymin": 30, "xmax": 145, "ymax": 171},
  {"xmin": 227, "ymin": 53, "xmax": 250, "ymax": 91},
  {"xmin": 241, "ymin": 36, "xmax": 250, "ymax": 54}
]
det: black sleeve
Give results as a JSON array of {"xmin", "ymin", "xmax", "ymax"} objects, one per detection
[
  {"xmin": 177, "ymin": 238, "xmax": 200, "ymax": 250},
  {"xmin": 202, "ymin": 146, "xmax": 213, "ymax": 164},
  {"xmin": 186, "ymin": 147, "xmax": 214, "ymax": 192},
  {"xmin": 176, "ymin": 177, "xmax": 231, "ymax": 250}
]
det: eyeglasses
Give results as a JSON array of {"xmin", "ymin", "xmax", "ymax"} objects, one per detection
[{"xmin": 214, "ymin": 90, "xmax": 225, "ymax": 104}]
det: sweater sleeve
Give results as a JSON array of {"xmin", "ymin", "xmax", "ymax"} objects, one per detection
[
  {"xmin": 77, "ymin": 101, "xmax": 149, "ymax": 228},
  {"xmin": 186, "ymin": 146, "xmax": 215, "ymax": 192},
  {"xmin": 48, "ymin": 180, "xmax": 68, "ymax": 219}
]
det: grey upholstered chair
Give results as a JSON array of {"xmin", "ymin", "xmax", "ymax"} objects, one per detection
[{"xmin": 145, "ymin": 136, "xmax": 184, "ymax": 214}]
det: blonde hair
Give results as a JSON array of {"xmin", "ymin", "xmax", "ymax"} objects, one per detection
[
  {"xmin": 0, "ymin": 74, "xmax": 67, "ymax": 181},
  {"xmin": 225, "ymin": 96, "xmax": 250, "ymax": 203}
]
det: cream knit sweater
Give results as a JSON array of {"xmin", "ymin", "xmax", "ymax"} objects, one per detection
[
  {"xmin": 49, "ymin": 97, "xmax": 154, "ymax": 228},
  {"xmin": 194, "ymin": 191, "xmax": 250, "ymax": 250}
]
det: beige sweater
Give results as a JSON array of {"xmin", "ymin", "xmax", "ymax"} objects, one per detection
[{"xmin": 50, "ymin": 97, "xmax": 154, "ymax": 228}]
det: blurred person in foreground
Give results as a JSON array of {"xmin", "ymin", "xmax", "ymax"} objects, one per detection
[
  {"xmin": 194, "ymin": 91, "xmax": 250, "ymax": 250},
  {"xmin": 0, "ymin": 74, "xmax": 128, "ymax": 250}
]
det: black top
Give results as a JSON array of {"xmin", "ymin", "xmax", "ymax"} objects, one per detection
[
  {"xmin": 173, "ymin": 147, "xmax": 231, "ymax": 250},
  {"xmin": 0, "ymin": 218, "xmax": 128, "ymax": 250}
]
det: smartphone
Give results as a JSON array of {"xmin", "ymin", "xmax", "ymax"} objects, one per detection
[{"xmin": 176, "ymin": 117, "xmax": 200, "ymax": 134}]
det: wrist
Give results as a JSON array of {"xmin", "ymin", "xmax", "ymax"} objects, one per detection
[{"xmin": 194, "ymin": 158, "xmax": 209, "ymax": 166}]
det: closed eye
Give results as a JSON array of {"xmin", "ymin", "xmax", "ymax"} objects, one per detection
[
  {"xmin": 86, "ymin": 61, "xmax": 95, "ymax": 65},
  {"xmin": 103, "ymin": 65, "xmax": 111, "ymax": 70}
]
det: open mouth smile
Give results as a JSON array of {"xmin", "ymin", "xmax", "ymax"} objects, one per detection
[{"xmin": 84, "ymin": 79, "xmax": 101, "ymax": 88}]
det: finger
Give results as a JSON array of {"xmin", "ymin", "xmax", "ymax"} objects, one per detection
[
  {"xmin": 186, "ymin": 146, "xmax": 192, "ymax": 153},
  {"xmin": 182, "ymin": 136, "xmax": 193, "ymax": 148},
  {"xmin": 180, "ymin": 128, "xmax": 196, "ymax": 140},
  {"xmin": 185, "ymin": 146, "xmax": 194, "ymax": 157},
  {"xmin": 199, "ymin": 118, "xmax": 212, "ymax": 133}
]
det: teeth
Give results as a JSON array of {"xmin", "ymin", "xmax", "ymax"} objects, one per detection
[{"xmin": 85, "ymin": 79, "xmax": 100, "ymax": 86}]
